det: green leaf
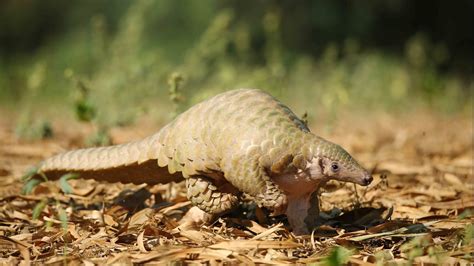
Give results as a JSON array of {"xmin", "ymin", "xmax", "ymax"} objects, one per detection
[
  {"xmin": 57, "ymin": 204, "xmax": 69, "ymax": 232},
  {"xmin": 22, "ymin": 178, "xmax": 43, "ymax": 195},
  {"xmin": 458, "ymin": 209, "xmax": 473, "ymax": 219},
  {"xmin": 21, "ymin": 166, "xmax": 49, "ymax": 195},
  {"xmin": 400, "ymin": 236, "xmax": 431, "ymax": 262},
  {"xmin": 32, "ymin": 199, "xmax": 48, "ymax": 220},
  {"xmin": 462, "ymin": 223, "xmax": 473, "ymax": 246},
  {"xmin": 38, "ymin": 121, "xmax": 54, "ymax": 139},
  {"xmin": 85, "ymin": 129, "xmax": 111, "ymax": 147},
  {"xmin": 15, "ymin": 117, "xmax": 54, "ymax": 140},
  {"xmin": 21, "ymin": 166, "xmax": 39, "ymax": 181},
  {"xmin": 75, "ymin": 99, "xmax": 96, "ymax": 122},
  {"xmin": 59, "ymin": 173, "xmax": 79, "ymax": 194},
  {"xmin": 322, "ymin": 246, "xmax": 353, "ymax": 266}
]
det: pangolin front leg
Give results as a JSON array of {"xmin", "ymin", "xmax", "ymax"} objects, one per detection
[
  {"xmin": 287, "ymin": 191, "xmax": 321, "ymax": 235},
  {"xmin": 222, "ymin": 155, "xmax": 288, "ymax": 215}
]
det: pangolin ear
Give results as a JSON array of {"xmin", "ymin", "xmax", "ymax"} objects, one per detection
[
  {"xmin": 318, "ymin": 157, "xmax": 328, "ymax": 175},
  {"xmin": 309, "ymin": 157, "xmax": 326, "ymax": 178}
]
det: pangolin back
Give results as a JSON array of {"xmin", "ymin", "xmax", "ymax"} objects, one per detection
[{"xmin": 34, "ymin": 89, "xmax": 312, "ymax": 184}]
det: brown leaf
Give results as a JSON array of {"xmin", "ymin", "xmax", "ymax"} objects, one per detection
[
  {"xmin": 131, "ymin": 248, "xmax": 233, "ymax": 263},
  {"xmin": 160, "ymin": 201, "xmax": 191, "ymax": 214},
  {"xmin": 137, "ymin": 231, "xmax": 148, "ymax": 253},
  {"xmin": 376, "ymin": 161, "xmax": 432, "ymax": 175},
  {"xmin": 68, "ymin": 179, "xmax": 96, "ymax": 196},
  {"xmin": 104, "ymin": 214, "xmax": 118, "ymax": 227},
  {"xmin": 0, "ymin": 236, "xmax": 31, "ymax": 262},
  {"xmin": 179, "ymin": 230, "xmax": 215, "ymax": 243},
  {"xmin": 11, "ymin": 210, "xmax": 31, "ymax": 222},
  {"xmin": 251, "ymin": 223, "xmax": 284, "ymax": 240},
  {"xmin": 394, "ymin": 206, "xmax": 432, "ymax": 219},
  {"xmin": 422, "ymin": 195, "xmax": 474, "ymax": 209},
  {"xmin": 128, "ymin": 208, "xmax": 153, "ymax": 230},
  {"xmin": 209, "ymin": 240, "xmax": 301, "ymax": 250}
]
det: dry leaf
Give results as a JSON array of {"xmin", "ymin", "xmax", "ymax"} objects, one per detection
[
  {"xmin": 251, "ymin": 223, "xmax": 284, "ymax": 240},
  {"xmin": 210, "ymin": 240, "xmax": 301, "ymax": 250},
  {"xmin": 137, "ymin": 231, "xmax": 147, "ymax": 253},
  {"xmin": 128, "ymin": 208, "xmax": 153, "ymax": 229},
  {"xmin": 180, "ymin": 230, "xmax": 214, "ymax": 243}
]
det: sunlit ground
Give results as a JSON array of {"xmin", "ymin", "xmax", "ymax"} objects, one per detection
[{"xmin": 0, "ymin": 109, "xmax": 472, "ymax": 264}]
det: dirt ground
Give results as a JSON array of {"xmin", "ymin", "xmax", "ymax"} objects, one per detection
[{"xmin": 0, "ymin": 111, "xmax": 473, "ymax": 265}]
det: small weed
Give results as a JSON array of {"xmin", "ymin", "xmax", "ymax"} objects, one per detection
[
  {"xmin": 168, "ymin": 72, "xmax": 185, "ymax": 117},
  {"xmin": 65, "ymin": 69, "xmax": 97, "ymax": 123},
  {"xmin": 15, "ymin": 115, "xmax": 53, "ymax": 140},
  {"xmin": 75, "ymin": 92, "xmax": 96, "ymax": 123},
  {"xmin": 65, "ymin": 69, "xmax": 112, "ymax": 146},
  {"xmin": 374, "ymin": 250, "xmax": 394, "ymax": 266},
  {"xmin": 320, "ymin": 246, "xmax": 353, "ymax": 266},
  {"xmin": 461, "ymin": 223, "xmax": 473, "ymax": 247},
  {"xmin": 458, "ymin": 209, "xmax": 473, "ymax": 219},
  {"xmin": 21, "ymin": 167, "xmax": 46, "ymax": 194},
  {"xmin": 400, "ymin": 235, "xmax": 432, "ymax": 264},
  {"xmin": 22, "ymin": 178, "xmax": 44, "ymax": 195},
  {"xmin": 85, "ymin": 127, "xmax": 111, "ymax": 147},
  {"xmin": 56, "ymin": 203, "xmax": 69, "ymax": 232},
  {"xmin": 58, "ymin": 173, "xmax": 79, "ymax": 194},
  {"xmin": 32, "ymin": 199, "xmax": 48, "ymax": 220}
]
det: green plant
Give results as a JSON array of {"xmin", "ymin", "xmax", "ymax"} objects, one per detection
[
  {"xmin": 15, "ymin": 116, "xmax": 53, "ymax": 140},
  {"xmin": 66, "ymin": 70, "xmax": 97, "ymax": 123},
  {"xmin": 85, "ymin": 127, "xmax": 112, "ymax": 147},
  {"xmin": 32, "ymin": 199, "xmax": 48, "ymax": 220},
  {"xmin": 400, "ymin": 236, "xmax": 432, "ymax": 264},
  {"xmin": 168, "ymin": 72, "xmax": 185, "ymax": 118},
  {"xmin": 461, "ymin": 223, "xmax": 473, "ymax": 247},
  {"xmin": 320, "ymin": 246, "xmax": 353, "ymax": 266},
  {"xmin": 3, "ymin": 0, "xmax": 471, "ymax": 132}
]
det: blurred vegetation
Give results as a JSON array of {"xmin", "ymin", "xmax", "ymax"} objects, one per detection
[{"xmin": 0, "ymin": 0, "xmax": 472, "ymax": 138}]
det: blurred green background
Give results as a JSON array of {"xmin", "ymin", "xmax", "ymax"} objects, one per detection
[{"xmin": 0, "ymin": 0, "xmax": 472, "ymax": 140}]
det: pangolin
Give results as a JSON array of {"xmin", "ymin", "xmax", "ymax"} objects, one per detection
[{"xmin": 27, "ymin": 88, "xmax": 373, "ymax": 234}]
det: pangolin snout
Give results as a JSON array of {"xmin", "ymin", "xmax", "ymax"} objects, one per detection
[{"xmin": 362, "ymin": 173, "xmax": 373, "ymax": 186}]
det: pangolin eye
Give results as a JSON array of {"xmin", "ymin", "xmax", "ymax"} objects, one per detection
[{"xmin": 331, "ymin": 163, "xmax": 340, "ymax": 172}]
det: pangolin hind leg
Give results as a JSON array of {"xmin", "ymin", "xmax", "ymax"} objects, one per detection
[
  {"xmin": 185, "ymin": 175, "xmax": 240, "ymax": 216},
  {"xmin": 254, "ymin": 179, "xmax": 288, "ymax": 215}
]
